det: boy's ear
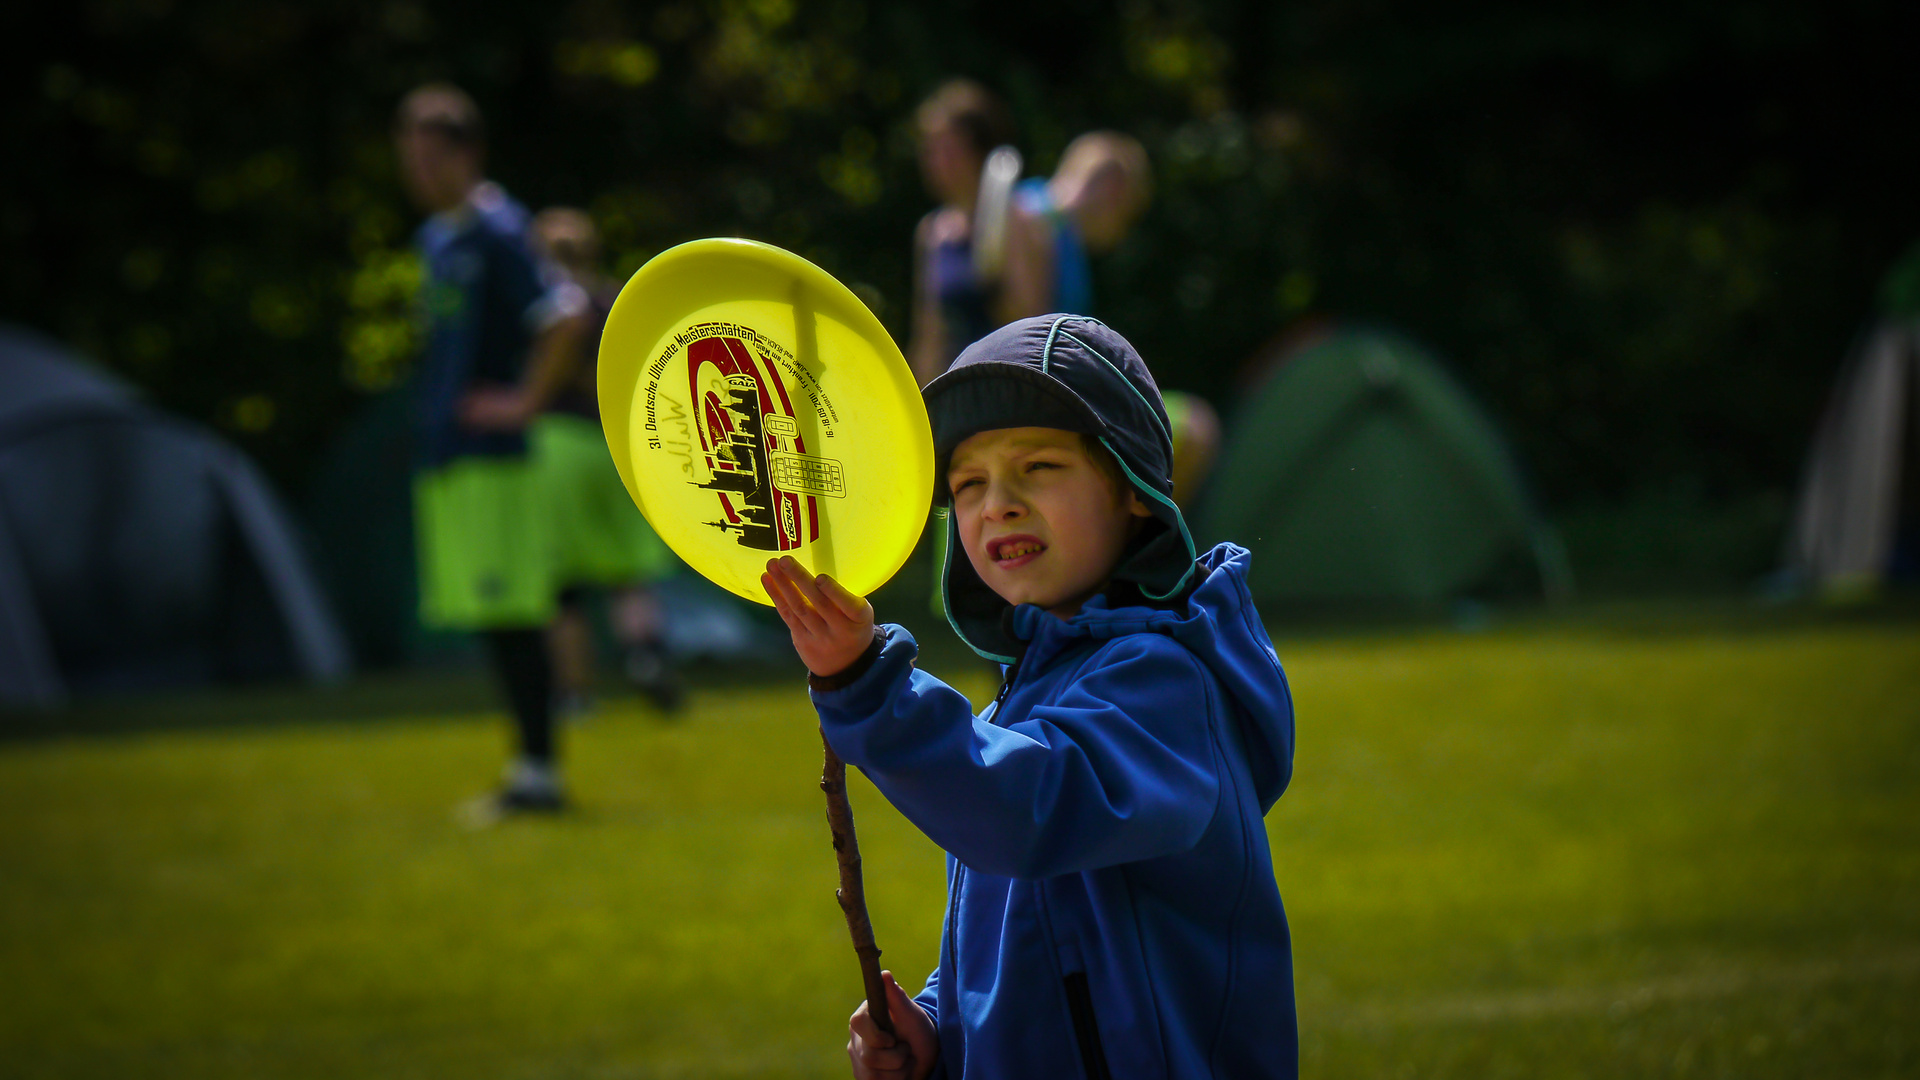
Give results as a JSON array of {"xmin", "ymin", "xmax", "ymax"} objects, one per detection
[{"xmin": 1128, "ymin": 491, "xmax": 1154, "ymax": 518}]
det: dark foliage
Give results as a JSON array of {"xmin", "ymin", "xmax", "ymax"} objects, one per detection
[{"xmin": 5, "ymin": 0, "xmax": 1917, "ymax": 538}]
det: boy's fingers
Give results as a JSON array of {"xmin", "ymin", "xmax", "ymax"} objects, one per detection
[
  {"xmin": 781, "ymin": 558, "xmax": 866, "ymax": 636},
  {"xmin": 779, "ymin": 555, "xmax": 830, "ymax": 603},
  {"xmin": 882, "ymin": 971, "xmax": 925, "ymax": 1044},
  {"xmin": 766, "ymin": 590, "xmax": 811, "ymax": 639},
  {"xmin": 772, "ymin": 553, "xmax": 817, "ymax": 589},
  {"xmin": 761, "ymin": 569, "xmax": 790, "ymax": 614},
  {"xmin": 849, "ymin": 1000, "xmax": 896, "ymax": 1049},
  {"xmin": 782, "ymin": 561, "xmax": 846, "ymax": 630},
  {"xmin": 857, "ymin": 1033, "xmax": 909, "ymax": 1068},
  {"xmin": 760, "ymin": 571, "xmax": 809, "ymax": 634},
  {"xmin": 762, "ymin": 564, "xmax": 800, "ymax": 613},
  {"xmin": 786, "ymin": 590, "xmax": 832, "ymax": 640},
  {"xmin": 764, "ymin": 562, "xmax": 829, "ymax": 637},
  {"xmin": 883, "ymin": 976, "xmax": 911, "ymax": 1036},
  {"xmin": 763, "ymin": 559, "xmax": 811, "ymax": 614},
  {"xmin": 774, "ymin": 557, "xmax": 869, "ymax": 629},
  {"xmin": 817, "ymin": 573, "xmax": 872, "ymax": 622}
]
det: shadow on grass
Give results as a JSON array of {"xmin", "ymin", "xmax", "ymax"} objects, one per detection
[{"xmin": 0, "ymin": 649, "xmax": 823, "ymax": 745}]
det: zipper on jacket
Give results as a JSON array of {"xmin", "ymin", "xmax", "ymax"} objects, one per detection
[
  {"xmin": 1062, "ymin": 972, "xmax": 1113, "ymax": 1080},
  {"xmin": 990, "ymin": 660, "xmax": 1021, "ymax": 712}
]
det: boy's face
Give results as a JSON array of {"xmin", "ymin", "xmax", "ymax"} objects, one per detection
[{"xmin": 948, "ymin": 427, "xmax": 1153, "ymax": 619}]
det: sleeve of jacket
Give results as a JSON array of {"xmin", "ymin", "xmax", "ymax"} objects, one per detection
[
  {"xmin": 813, "ymin": 625, "xmax": 1222, "ymax": 879},
  {"xmin": 913, "ymin": 964, "xmax": 940, "ymax": 1026}
]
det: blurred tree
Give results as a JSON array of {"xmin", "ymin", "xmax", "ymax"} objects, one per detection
[{"xmin": 4, "ymin": 0, "xmax": 1917, "ymax": 579}]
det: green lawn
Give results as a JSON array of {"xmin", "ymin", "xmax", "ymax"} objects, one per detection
[{"xmin": 2, "ymin": 620, "xmax": 1917, "ymax": 1078}]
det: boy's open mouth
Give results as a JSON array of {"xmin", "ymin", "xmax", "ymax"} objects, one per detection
[{"xmin": 988, "ymin": 535, "xmax": 1046, "ymax": 566}]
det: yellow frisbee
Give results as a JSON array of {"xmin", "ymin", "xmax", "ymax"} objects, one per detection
[{"xmin": 598, "ymin": 238, "xmax": 934, "ymax": 605}]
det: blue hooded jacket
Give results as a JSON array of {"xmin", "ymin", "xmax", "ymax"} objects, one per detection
[{"xmin": 813, "ymin": 315, "xmax": 1298, "ymax": 1079}]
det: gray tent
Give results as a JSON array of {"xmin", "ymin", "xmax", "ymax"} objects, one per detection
[
  {"xmin": 0, "ymin": 326, "xmax": 350, "ymax": 709},
  {"xmin": 1783, "ymin": 319, "xmax": 1920, "ymax": 596}
]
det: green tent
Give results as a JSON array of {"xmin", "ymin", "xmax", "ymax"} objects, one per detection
[{"xmin": 1194, "ymin": 327, "xmax": 1570, "ymax": 610}]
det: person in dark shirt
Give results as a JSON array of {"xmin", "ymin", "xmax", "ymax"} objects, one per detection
[{"xmin": 394, "ymin": 83, "xmax": 569, "ymax": 817}]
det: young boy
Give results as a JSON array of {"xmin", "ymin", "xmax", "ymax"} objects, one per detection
[{"xmin": 763, "ymin": 314, "xmax": 1298, "ymax": 1079}]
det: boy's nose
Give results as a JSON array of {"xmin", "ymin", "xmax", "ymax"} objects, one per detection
[{"xmin": 982, "ymin": 481, "xmax": 1025, "ymax": 521}]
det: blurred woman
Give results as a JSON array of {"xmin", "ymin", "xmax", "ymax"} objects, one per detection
[
  {"xmin": 906, "ymin": 79, "xmax": 1016, "ymax": 386},
  {"xmin": 998, "ymin": 130, "xmax": 1153, "ymax": 324}
]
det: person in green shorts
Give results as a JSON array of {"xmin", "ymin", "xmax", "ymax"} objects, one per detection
[
  {"xmin": 396, "ymin": 84, "xmax": 571, "ymax": 815},
  {"xmin": 523, "ymin": 208, "xmax": 683, "ymax": 714}
]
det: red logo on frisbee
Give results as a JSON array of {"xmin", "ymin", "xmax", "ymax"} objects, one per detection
[{"xmin": 686, "ymin": 333, "xmax": 820, "ymax": 552}]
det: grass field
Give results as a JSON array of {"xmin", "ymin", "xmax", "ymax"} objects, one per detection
[{"xmin": 2, "ymin": 617, "xmax": 1917, "ymax": 1078}]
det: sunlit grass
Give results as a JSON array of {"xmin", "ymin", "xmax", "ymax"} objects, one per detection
[
  {"xmin": 1, "ymin": 621, "xmax": 1915, "ymax": 1077},
  {"xmin": 1277, "ymin": 627, "xmax": 1920, "ymax": 1077}
]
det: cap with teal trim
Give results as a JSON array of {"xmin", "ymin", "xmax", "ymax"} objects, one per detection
[{"xmin": 921, "ymin": 314, "xmax": 1200, "ymax": 661}]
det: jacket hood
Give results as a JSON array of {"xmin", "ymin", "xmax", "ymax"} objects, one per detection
[
  {"xmin": 1008, "ymin": 542, "xmax": 1294, "ymax": 809},
  {"xmin": 924, "ymin": 314, "xmax": 1199, "ymax": 661}
]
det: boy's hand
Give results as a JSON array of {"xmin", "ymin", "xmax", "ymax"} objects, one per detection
[
  {"xmin": 762, "ymin": 556, "xmax": 877, "ymax": 678},
  {"xmin": 847, "ymin": 970, "xmax": 938, "ymax": 1080}
]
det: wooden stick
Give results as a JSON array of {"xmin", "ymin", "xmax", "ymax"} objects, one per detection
[{"xmin": 820, "ymin": 730, "xmax": 894, "ymax": 1036}]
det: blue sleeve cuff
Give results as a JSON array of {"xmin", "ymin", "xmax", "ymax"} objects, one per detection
[
  {"xmin": 912, "ymin": 982, "xmax": 946, "ymax": 1080},
  {"xmin": 806, "ymin": 627, "xmax": 887, "ymax": 692},
  {"xmin": 809, "ymin": 623, "xmax": 919, "ymax": 720}
]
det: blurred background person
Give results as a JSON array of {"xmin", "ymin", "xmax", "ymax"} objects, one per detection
[
  {"xmin": 993, "ymin": 129, "xmax": 1217, "ymax": 505},
  {"xmin": 394, "ymin": 83, "xmax": 568, "ymax": 817},
  {"xmin": 997, "ymin": 130, "xmax": 1152, "ymax": 322},
  {"xmin": 521, "ymin": 207, "xmax": 683, "ymax": 716},
  {"xmin": 987, "ymin": 129, "xmax": 1218, "ymax": 508},
  {"xmin": 905, "ymin": 78, "xmax": 1016, "ymax": 386},
  {"xmin": 1165, "ymin": 389, "xmax": 1222, "ymax": 508}
]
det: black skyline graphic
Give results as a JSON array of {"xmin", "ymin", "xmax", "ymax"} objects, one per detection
[{"xmin": 698, "ymin": 375, "xmax": 783, "ymax": 550}]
